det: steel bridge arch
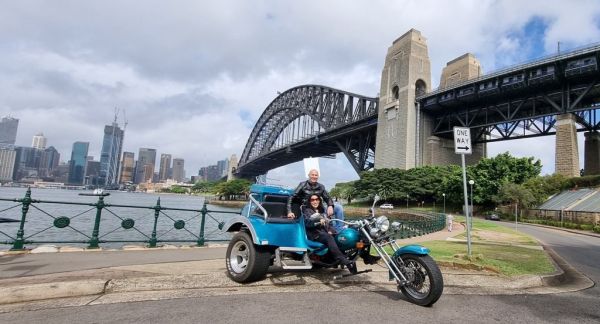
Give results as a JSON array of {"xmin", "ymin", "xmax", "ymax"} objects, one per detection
[{"xmin": 238, "ymin": 84, "xmax": 378, "ymax": 177}]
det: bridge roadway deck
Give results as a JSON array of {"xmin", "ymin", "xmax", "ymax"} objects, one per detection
[{"xmin": 0, "ymin": 223, "xmax": 595, "ymax": 312}]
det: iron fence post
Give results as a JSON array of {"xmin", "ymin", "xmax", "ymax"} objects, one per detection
[
  {"xmin": 89, "ymin": 195, "xmax": 105, "ymax": 249},
  {"xmin": 197, "ymin": 201, "xmax": 208, "ymax": 246},
  {"xmin": 149, "ymin": 198, "xmax": 161, "ymax": 248},
  {"xmin": 12, "ymin": 188, "xmax": 32, "ymax": 250}
]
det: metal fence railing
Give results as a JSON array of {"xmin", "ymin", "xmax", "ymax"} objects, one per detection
[{"xmin": 0, "ymin": 188, "xmax": 239, "ymax": 250}]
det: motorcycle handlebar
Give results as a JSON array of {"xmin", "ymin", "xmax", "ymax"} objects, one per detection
[{"xmin": 330, "ymin": 219, "xmax": 361, "ymax": 226}]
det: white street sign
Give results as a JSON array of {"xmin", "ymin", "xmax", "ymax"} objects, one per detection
[{"xmin": 453, "ymin": 127, "xmax": 472, "ymax": 154}]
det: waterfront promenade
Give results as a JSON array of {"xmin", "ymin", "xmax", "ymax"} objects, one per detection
[{"xmin": 0, "ymin": 222, "xmax": 595, "ymax": 313}]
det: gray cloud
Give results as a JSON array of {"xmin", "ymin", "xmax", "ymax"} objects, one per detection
[{"xmin": 1, "ymin": 1, "xmax": 599, "ymax": 184}]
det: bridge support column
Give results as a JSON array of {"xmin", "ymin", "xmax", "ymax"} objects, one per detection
[
  {"xmin": 424, "ymin": 136, "xmax": 486, "ymax": 166},
  {"xmin": 555, "ymin": 114, "xmax": 580, "ymax": 177},
  {"xmin": 584, "ymin": 131, "xmax": 600, "ymax": 176}
]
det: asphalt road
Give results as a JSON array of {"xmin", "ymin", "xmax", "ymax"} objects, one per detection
[
  {"xmin": 502, "ymin": 222, "xmax": 600, "ymax": 298},
  {"xmin": 1, "ymin": 223, "xmax": 599, "ymax": 323}
]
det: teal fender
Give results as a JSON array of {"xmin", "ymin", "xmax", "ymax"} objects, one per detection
[
  {"xmin": 393, "ymin": 244, "xmax": 430, "ymax": 257},
  {"xmin": 389, "ymin": 244, "xmax": 430, "ymax": 281}
]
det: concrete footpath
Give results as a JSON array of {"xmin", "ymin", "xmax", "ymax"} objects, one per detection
[{"xmin": 0, "ymin": 223, "xmax": 594, "ymax": 311}]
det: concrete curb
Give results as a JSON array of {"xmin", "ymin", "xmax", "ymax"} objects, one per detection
[{"xmin": 0, "ymin": 279, "xmax": 108, "ymax": 305}]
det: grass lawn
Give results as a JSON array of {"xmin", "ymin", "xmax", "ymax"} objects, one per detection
[
  {"xmin": 420, "ymin": 241, "xmax": 555, "ymax": 276},
  {"xmin": 389, "ymin": 216, "xmax": 555, "ymax": 277}
]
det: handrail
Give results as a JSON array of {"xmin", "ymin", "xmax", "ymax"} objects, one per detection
[
  {"xmin": 0, "ymin": 188, "xmax": 239, "ymax": 250},
  {"xmin": 248, "ymin": 194, "xmax": 268, "ymax": 220}
]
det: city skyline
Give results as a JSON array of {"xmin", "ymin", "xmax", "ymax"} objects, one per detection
[
  {"xmin": 3, "ymin": 2, "xmax": 600, "ymax": 189},
  {"xmin": 0, "ymin": 115, "xmax": 198, "ymax": 185}
]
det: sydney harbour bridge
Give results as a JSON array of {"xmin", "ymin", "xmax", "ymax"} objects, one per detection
[{"xmin": 235, "ymin": 29, "xmax": 600, "ymax": 179}]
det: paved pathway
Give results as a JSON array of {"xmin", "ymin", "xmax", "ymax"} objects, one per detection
[{"xmin": 0, "ymin": 221, "xmax": 594, "ymax": 311}]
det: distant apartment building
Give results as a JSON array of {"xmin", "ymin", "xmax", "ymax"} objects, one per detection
[
  {"xmin": 134, "ymin": 148, "xmax": 156, "ymax": 184},
  {"xmin": 119, "ymin": 151, "xmax": 135, "ymax": 183},
  {"xmin": 172, "ymin": 158, "xmax": 185, "ymax": 182},
  {"xmin": 0, "ymin": 146, "xmax": 16, "ymax": 182},
  {"xmin": 38, "ymin": 146, "xmax": 60, "ymax": 178},
  {"xmin": 54, "ymin": 163, "xmax": 70, "ymax": 184},
  {"xmin": 85, "ymin": 160, "xmax": 101, "ymax": 186},
  {"xmin": 68, "ymin": 142, "xmax": 89, "ymax": 185},
  {"xmin": 199, "ymin": 165, "xmax": 220, "ymax": 181},
  {"xmin": 13, "ymin": 146, "xmax": 42, "ymax": 181},
  {"xmin": 0, "ymin": 116, "xmax": 18, "ymax": 145},
  {"xmin": 158, "ymin": 153, "xmax": 172, "ymax": 181},
  {"xmin": 99, "ymin": 122, "xmax": 124, "ymax": 187},
  {"xmin": 217, "ymin": 158, "xmax": 229, "ymax": 178},
  {"xmin": 31, "ymin": 133, "xmax": 47, "ymax": 149}
]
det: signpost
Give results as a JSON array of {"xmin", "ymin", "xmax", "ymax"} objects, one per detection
[{"xmin": 454, "ymin": 126, "xmax": 472, "ymax": 257}]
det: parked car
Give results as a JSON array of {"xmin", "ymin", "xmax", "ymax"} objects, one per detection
[
  {"xmin": 380, "ymin": 203, "xmax": 394, "ymax": 209},
  {"xmin": 485, "ymin": 213, "xmax": 500, "ymax": 221}
]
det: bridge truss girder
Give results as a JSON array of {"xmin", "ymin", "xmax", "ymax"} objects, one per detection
[
  {"xmin": 425, "ymin": 77, "xmax": 600, "ymax": 143},
  {"xmin": 237, "ymin": 85, "xmax": 378, "ymax": 178},
  {"xmin": 419, "ymin": 46, "xmax": 600, "ymax": 143}
]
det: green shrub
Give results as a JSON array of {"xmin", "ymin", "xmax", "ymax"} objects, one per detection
[
  {"xmin": 593, "ymin": 225, "xmax": 600, "ymax": 234},
  {"xmin": 580, "ymin": 224, "xmax": 593, "ymax": 231}
]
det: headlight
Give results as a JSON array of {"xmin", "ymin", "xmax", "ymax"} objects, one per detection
[{"xmin": 375, "ymin": 216, "xmax": 390, "ymax": 232}]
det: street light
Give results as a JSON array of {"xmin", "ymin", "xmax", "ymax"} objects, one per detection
[
  {"xmin": 468, "ymin": 180, "xmax": 474, "ymax": 229},
  {"xmin": 406, "ymin": 194, "xmax": 409, "ymax": 209},
  {"xmin": 442, "ymin": 193, "xmax": 446, "ymax": 214}
]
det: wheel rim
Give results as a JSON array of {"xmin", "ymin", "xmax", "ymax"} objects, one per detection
[
  {"xmin": 403, "ymin": 259, "xmax": 431, "ymax": 299},
  {"xmin": 229, "ymin": 240, "xmax": 250, "ymax": 274}
]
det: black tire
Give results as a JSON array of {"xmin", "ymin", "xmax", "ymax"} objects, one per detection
[
  {"xmin": 396, "ymin": 254, "xmax": 444, "ymax": 306},
  {"xmin": 225, "ymin": 231, "xmax": 271, "ymax": 283}
]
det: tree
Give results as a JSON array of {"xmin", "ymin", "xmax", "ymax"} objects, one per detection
[
  {"xmin": 524, "ymin": 174, "xmax": 569, "ymax": 205},
  {"xmin": 493, "ymin": 182, "xmax": 535, "ymax": 216},
  {"xmin": 444, "ymin": 152, "xmax": 542, "ymax": 206},
  {"xmin": 214, "ymin": 179, "xmax": 252, "ymax": 200},
  {"xmin": 192, "ymin": 180, "xmax": 217, "ymax": 193},
  {"xmin": 330, "ymin": 181, "xmax": 358, "ymax": 203},
  {"xmin": 168, "ymin": 185, "xmax": 188, "ymax": 194}
]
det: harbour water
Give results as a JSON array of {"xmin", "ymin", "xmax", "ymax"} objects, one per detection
[{"xmin": 0, "ymin": 187, "xmax": 240, "ymax": 248}]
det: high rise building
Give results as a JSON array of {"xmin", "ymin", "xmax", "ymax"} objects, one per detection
[
  {"xmin": 0, "ymin": 146, "xmax": 17, "ymax": 182},
  {"xmin": 13, "ymin": 146, "xmax": 42, "ymax": 181},
  {"xmin": 31, "ymin": 133, "xmax": 47, "ymax": 149},
  {"xmin": 0, "ymin": 116, "xmax": 18, "ymax": 145},
  {"xmin": 119, "ymin": 151, "xmax": 135, "ymax": 183},
  {"xmin": 172, "ymin": 158, "xmax": 185, "ymax": 183},
  {"xmin": 217, "ymin": 158, "xmax": 229, "ymax": 178},
  {"xmin": 38, "ymin": 146, "xmax": 60, "ymax": 178},
  {"xmin": 99, "ymin": 122, "xmax": 124, "ymax": 188},
  {"xmin": 134, "ymin": 148, "xmax": 156, "ymax": 184},
  {"xmin": 159, "ymin": 153, "xmax": 172, "ymax": 181},
  {"xmin": 68, "ymin": 142, "xmax": 89, "ymax": 185},
  {"xmin": 85, "ymin": 160, "xmax": 101, "ymax": 186},
  {"xmin": 199, "ymin": 165, "xmax": 220, "ymax": 181}
]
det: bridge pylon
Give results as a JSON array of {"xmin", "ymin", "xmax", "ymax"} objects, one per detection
[{"xmin": 374, "ymin": 29, "xmax": 431, "ymax": 169}]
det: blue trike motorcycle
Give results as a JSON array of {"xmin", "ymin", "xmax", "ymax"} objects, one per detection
[{"xmin": 222, "ymin": 184, "xmax": 443, "ymax": 306}]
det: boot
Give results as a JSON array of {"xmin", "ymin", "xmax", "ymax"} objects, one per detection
[
  {"xmin": 360, "ymin": 249, "xmax": 381, "ymax": 265},
  {"xmin": 342, "ymin": 259, "xmax": 358, "ymax": 274},
  {"xmin": 362, "ymin": 253, "xmax": 381, "ymax": 265}
]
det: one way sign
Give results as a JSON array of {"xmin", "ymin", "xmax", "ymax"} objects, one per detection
[{"xmin": 453, "ymin": 127, "xmax": 472, "ymax": 154}]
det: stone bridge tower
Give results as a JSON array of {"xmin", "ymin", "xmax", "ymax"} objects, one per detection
[
  {"xmin": 375, "ymin": 29, "xmax": 486, "ymax": 170},
  {"xmin": 374, "ymin": 29, "xmax": 430, "ymax": 169},
  {"xmin": 423, "ymin": 53, "xmax": 486, "ymax": 166}
]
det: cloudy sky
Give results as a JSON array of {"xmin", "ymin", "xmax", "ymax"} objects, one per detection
[{"xmin": 2, "ymin": 0, "xmax": 600, "ymax": 189}]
